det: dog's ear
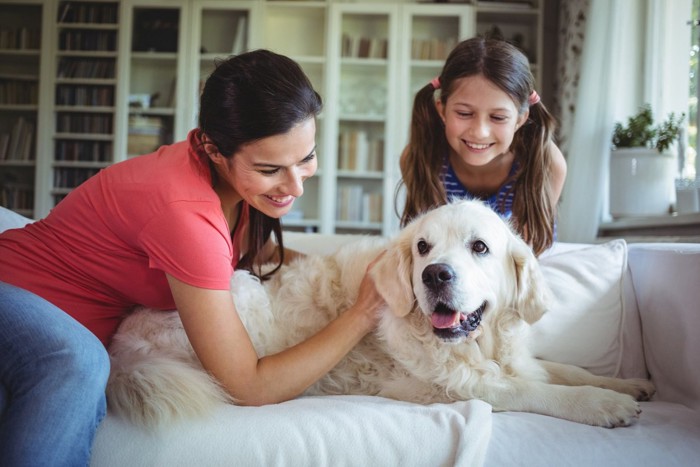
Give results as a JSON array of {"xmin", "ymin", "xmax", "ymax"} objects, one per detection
[
  {"xmin": 369, "ymin": 233, "xmax": 414, "ymax": 317},
  {"xmin": 509, "ymin": 233, "xmax": 550, "ymax": 324}
]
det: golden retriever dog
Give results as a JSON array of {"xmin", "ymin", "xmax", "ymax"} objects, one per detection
[{"xmin": 107, "ymin": 200, "xmax": 655, "ymax": 429}]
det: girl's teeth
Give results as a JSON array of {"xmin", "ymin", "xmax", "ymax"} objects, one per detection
[{"xmin": 468, "ymin": 143, "xmax": 490, "ymax": 150}]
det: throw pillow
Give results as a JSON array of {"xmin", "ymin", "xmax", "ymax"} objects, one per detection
[{"xmin": 529, "ymin": 239, "xmax": 627, "ymax": 377}]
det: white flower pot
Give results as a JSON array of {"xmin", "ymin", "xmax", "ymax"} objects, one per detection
[{"xmin": 609, "ymin": 148, "xmax": 676, "ymax": 218}]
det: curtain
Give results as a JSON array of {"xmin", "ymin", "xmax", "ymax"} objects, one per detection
[
  {"xmin": 556, "ymin": 0, "xmax": 645, "ymax": 243},
  {"xmin": 552, "ymin": 0, "xmax": 589, "ymax": 157}
]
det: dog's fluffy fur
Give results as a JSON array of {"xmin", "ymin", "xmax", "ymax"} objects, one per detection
[{"xmin": 107, "ymin": 200, "xmax": 655, "ymax": 428}]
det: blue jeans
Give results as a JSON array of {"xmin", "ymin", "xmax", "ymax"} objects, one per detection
[{"xmin": 0, "ymin": 281, "xmax": 110, "ymax": 467}]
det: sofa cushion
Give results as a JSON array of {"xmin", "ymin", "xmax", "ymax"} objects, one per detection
[
  {"xmin": 530, "ymin": 240, "xmax": 629, "ymax": 377},
  {"xmin": 486, "ymin": 401, "xmax": 700, "ymax": 466}
]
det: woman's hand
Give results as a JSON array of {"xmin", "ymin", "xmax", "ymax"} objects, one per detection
[{"xmin": 347, "ymin": 251, "xmax": 386, "ymax": 332}]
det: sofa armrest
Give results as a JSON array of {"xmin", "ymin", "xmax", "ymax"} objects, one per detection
[
  {"xmin": 0, "ymin": 206, "xmax": 33, "ymax": 232},
  {"xmin": 627, "ymin": 243, "xmax": 700, "ymax": 409}
]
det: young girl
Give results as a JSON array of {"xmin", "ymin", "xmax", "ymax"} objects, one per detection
[
  {"xmin": 0, "ymin": 50, "xmax": 384, "ymax": 465},
  {"xmin": 399, "ymin": 37, "xmax": 567, "ymax": 255}
]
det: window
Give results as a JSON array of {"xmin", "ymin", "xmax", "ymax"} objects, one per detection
[{"xmin": 687, "ymin": 0, "xmax": 699, "ymax": 180}]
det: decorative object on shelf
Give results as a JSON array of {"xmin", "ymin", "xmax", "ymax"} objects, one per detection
[
  {"xmin": 609, "ymin": 104, "xmax": 686, "ymax": 218},
  {"xmin": 127, "ymin": 116, "xmax": 164, "ymax": 156}
]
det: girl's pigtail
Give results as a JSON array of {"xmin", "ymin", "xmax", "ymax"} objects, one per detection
[{"xmin": 399, "ymin": 83, "xmax": 448, "ymax": 227}]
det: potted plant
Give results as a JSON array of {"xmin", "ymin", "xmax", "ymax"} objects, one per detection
[{"xmin": 609, "ymin": 104, "xmax": 685, "ymax": 218}]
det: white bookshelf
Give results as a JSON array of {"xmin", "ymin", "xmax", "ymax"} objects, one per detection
[{"xmin": 0, "ymin": 0, "xmax": 545, "ymax": 230}]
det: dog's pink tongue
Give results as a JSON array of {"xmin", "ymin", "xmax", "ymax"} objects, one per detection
[{"xmin": 431, "ymin": 313, "xmax": 458, "ymax": 329}]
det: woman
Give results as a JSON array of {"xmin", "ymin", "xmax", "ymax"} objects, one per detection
[
  {"xmin": 399, "ymin": 37, "xmax": 567, "ymax": 256},
  {"xmin": 0, "ymin": 49, "xmax": 384, "ymax": 466}
]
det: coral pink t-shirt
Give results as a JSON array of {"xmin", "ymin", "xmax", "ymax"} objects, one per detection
[{"xmin": 0, "ymin": 130, "xmax": 246, "ymax": 345}]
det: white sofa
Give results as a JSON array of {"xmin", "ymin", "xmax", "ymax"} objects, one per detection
[{"xmin": 1, "ymin": 207, "xmax": 699, "ymax": 466}]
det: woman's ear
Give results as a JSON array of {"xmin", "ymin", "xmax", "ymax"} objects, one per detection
[{"xmin": 201, "ymin": 134, "xmax": 222, "ymax": 161}]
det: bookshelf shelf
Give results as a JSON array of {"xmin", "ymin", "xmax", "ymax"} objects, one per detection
[
  {"xmin": 54, "ymin": 133, "xmax": 114, "ymax": 140},
  {"xmin": 0, "ymin": 160, "xmax": 35, "ymax": 167},
  {"xmin": 55, "ymin": 105, "xmax": 115, "ymax": 112},
  {"xmin": 53, "ymin": 161, "xmax": 111, "ymax": 168},
  {"xmin": 131, "ymin": 52, "xmax": 178, "ymax": 61},
  {"xmin": 57, "ymin": 23, "xmax": 119, "ymax": 30},
  {"xmin": 0, "ymin": 104, "xmax": 39, "ymax": 111},
  {"xmin": 0, "ymin": 49, "xmax": 41, "ymax": 55}
]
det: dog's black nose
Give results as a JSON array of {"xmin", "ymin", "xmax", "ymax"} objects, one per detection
[{"xmin": 422, "ymin": 263, "xmax": 455, "ymax": 290}]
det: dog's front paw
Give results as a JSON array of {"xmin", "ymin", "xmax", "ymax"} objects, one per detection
[{"xmin": 577, "ymin": 387, "xmax": 642, "ymax": 428}]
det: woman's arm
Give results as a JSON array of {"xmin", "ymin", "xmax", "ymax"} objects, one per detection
[{"xmin": 166, "ymin": 257, "xmax": 384, "ymax": 406}]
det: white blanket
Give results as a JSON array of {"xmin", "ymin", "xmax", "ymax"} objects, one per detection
[{"xmin": 91, "ymin": 396, "xmax": 493, "ymax": 467}]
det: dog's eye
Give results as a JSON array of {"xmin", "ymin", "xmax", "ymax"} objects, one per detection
[
  {"xmin": 417, "ymin": 239, "xmax": 430, "ymax": 255},
  {"xmin": 472, "ymin": 240, "xmax": 489, "ymax": 255}
]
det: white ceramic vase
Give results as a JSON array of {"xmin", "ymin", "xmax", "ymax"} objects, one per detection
[{"xmin": 609, "ymin": 147, "xmax": 676, "ymax": 218}]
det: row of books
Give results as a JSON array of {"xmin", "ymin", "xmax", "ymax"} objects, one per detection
[
  {"xmin": 55, "ymin": 140, "xmax": 112, "ymax": 162},
  {"xmin": 128, "ymin": 116, "xmax": 165, "ymax": 155},
  {"xmin": 411, "ymin": 37, "xmax": 458, "ymax": 61},
  {"xmin": 56, "ymin": 113, "xmax": 113, "ymax": 134},
  {"xmin": 0, "ymin": 183, "xmax": 34, "ymax": 211},
  {"xmin": 0, "ymin": 79, "xmax": 38, "ymax": 105},
  {"xmin": 341, "ymin": 34, "xmax": 388, "ymax": 59},
  {"xmin": 336, "ymin": 185, "xmax": 383, "ymax": 223},
  {"xmin": 0, "ymin": 117, "xmax": 34, "ymax": 162},
  {"xmin": 57, "ymin": 58, "xmax": 115, "ymax": 79},
  {"xmin": 337, "ymin": 130, "xmax": 384, "ymax": 172},
  {"xmin": 58, "ymin": 30, "xmax": 117, "ymax": 52},
  {"xmin": 0, "ymin": 27, "xmax": 41, "ymax": 50},
  {"xmin": 56, "ymin": 85, "xmax": 114, "ymax": 107},
  {"xmin": 53, "ymin": 167, "xmax": 100, "ymax": 189},
  {"xmin": 58, "ymin": 2, "xmax": 119, "ymax": 25}
]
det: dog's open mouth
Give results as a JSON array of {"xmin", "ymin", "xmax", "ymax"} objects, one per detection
[{"xmin": 431, "ymin": 302, "xmax": 486, "ymax": 341}]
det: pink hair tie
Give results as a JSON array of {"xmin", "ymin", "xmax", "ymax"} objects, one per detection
[
  {"xmin": 528, "ymin": 90, "xmax": 540, "ymax": 106},
  {"xmin": 430, "ymin": 77, "xmax": 441, "ymax": 90}
]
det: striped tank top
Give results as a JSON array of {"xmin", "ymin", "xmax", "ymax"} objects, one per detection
[{"xmin": 442, "ymin": 158, "xmax": 518, "ymax": 220}]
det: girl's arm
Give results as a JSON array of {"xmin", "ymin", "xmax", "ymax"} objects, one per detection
[
  {"xmin": 166, "ymin": 256, "xmax": 384, "ymax": 406},
  {"xmin": 547, "ymin": 141, "xmax": 568, "ymax": 206}
]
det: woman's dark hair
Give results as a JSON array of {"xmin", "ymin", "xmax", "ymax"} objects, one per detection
[
  {"xmin": 399, "ymin": 37, "xmax": 558, "ymax": 255},
  {"xmin": 197, "ymin": 49, "xmax": 323, "ymax": 279}
]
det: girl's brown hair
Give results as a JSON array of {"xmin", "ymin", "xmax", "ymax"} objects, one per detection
[
  {"xmin": 197, "ymin": 49, "xmax": 322, "ymax": 278},
  {"xmin": 398, "ymin": 37, "xmax": 557, "ymax": 255}
]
